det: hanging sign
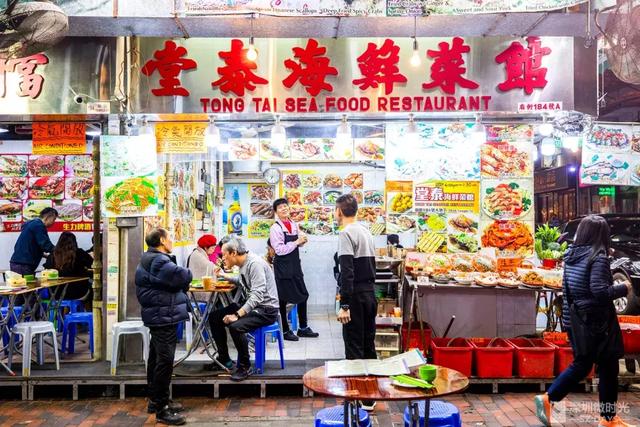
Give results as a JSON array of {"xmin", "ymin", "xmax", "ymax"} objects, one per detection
[
  {"xmin": 155, "ymin": 122, "xmax": 208, "ymax": 154},
  {"xmin": 32, "ymin": 122, "xmax": 86, "ymax": 155}
]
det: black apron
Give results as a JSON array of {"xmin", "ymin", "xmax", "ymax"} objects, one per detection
[{"xmin": 273, "ymin": 222, "xmax": 309, "ymax": 304}]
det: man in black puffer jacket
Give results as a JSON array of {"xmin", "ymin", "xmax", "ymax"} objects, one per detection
[{"xmin": 136, "ymin": 228, "xmax": 192, "ymax": 426}]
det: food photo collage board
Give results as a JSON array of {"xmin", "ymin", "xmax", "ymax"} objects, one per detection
[
  {"xmin": 385, "ymin": 123, "xmax": 535, "ymax": 258},
  {"xmin": 0, "ymin": 153, "xmax": 94, "ymax": 232},
  {"xmin": 580, "ymin": 124, "xmax": 640, "ymax": 186}
]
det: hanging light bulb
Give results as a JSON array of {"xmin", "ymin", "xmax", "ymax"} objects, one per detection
[
  {"xmin": 410, "ymin": 37, "xmax": 421, "ymax": 67},
  {"xmin": 336, "ymin": 115, "xmax": 351, "ymax": 146},
  {"xmin": 539, "ymin": 115, "xmax": 554, "ymax": 137},
  {"xmin": 205, "ymin": 117, "xmax": 220, "ymax": 148},
  {"xmin": 247, "ymin": 36, "xmax": 258, "ymax": 61},
  {"xmin": 562, "ymin": 135, "xmax": 580, "ymax": 152},
  {"xmin": 139, "ymin": 116, "xmax": 154, "ymax": 139},
  {"xmin": 0, "ymin": 126, "xmax": 8, "ymax": 134},
  {"xmin": 271, "ymin": 115, "xmax": 287, "ymax": 148},
  {"xmin": 532, "ymin": 145, "xmax": 539, "ymax": 162},
  {"xmin": 470, "ymin": 114, "xmax": 486, "ymax": 144},
  {"xmin": 406, "ymin": 114, "xmax": 420, "ymax": 145},
  {"xmin": 540, "ymin": 137, "xmax": 556, "ymax": 156}
]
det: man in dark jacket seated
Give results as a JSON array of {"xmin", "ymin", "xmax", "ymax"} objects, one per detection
[
  {"xmin": 209, "ymin": 236, "xmax": 280, "ymax": 382},
  {"xmin": 135, "ymin": 228, "xmax": 192, "ymax": 426}
]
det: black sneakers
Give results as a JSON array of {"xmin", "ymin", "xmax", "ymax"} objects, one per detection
[
  {"xmin": 230, "ymin": 365, "xmax": 251, "ymax": 382},
  {"xmin": 283, "ymin": 330, "xmax": 299, "ymax": 341},
  {"xmin": 204, "ymin": 358, "xmax": 235, "ymax": 372},
  {"xmin": 148, "ymin": 399, "xmax": 184, "ymax": 414},
  {"xmin": 156, "ymin": 405, "xmax": 186, "ymax": 425},
  {"xmin": 297, "ymin": 327, "xmax": 319, "ymax": 338}
]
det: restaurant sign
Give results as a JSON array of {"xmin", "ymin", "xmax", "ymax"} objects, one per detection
[{"xmin": 135, "ymin": 37, "xmax": 577, "ymax": 115}]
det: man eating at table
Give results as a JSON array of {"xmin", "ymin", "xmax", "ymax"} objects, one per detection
[{"xmin": 208, "ymin": 235, "xmax": 280, "ymax": 382}]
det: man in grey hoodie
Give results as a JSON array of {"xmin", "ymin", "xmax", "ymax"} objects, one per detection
[{"xmin": 208, "ymin": 236, "xmax": 280, "ymax": 381}]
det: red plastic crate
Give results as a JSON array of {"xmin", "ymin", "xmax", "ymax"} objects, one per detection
[
  {"xmin": 620, "ymin": 323, "xmax": 640, "ymax": 354},
  {"xmin": 469, "ymin": 338, "xmax": 514, "ymax": 378},
  {"xmin": 430, "ymin": 338, "xmax": 473, "ymax": 377},
  {"xmin": 552, "ymin": 341, "xmax": 594, "ymax": 378},
  {"xmin": 507, "ymin": 338, "xmax": 556, "ymax": 378},
  {"xmin": 401, "ymin": 322, "xmax": 432, "ymax": 355}
]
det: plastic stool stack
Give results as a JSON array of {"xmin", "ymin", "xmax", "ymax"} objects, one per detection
[
  {"xmin": 111, "ymin": 320, "xmax": 150, "ymax": 375},
  {"xmin": 250, "ymin": 321, "xmax": 285, "ymax": 374},
  {"xmin": 402, "ymin": 400, "xmax": 462, "ymax": 427},
  {"xmin": 288, "ymin": 304, "xmax": 298, "ymax": 331},
  {"xmin": 315, "ymin": 405, "xmax": 371, "ymax": 427},
  {"xmin": 62, "ymin": 312, "xmax": 94, "ymax": 355},
  {"xmin": 8, "ymin": 321, "xmax": 60, "ymax": 377}
]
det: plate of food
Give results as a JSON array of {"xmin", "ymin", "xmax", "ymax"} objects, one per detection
[
  {"xmin": 369, "ymin": 222, "xmax": 385, "ymax": 236},
  {"xmin": 23, "ymin": 200, "xmax": 52, "ymax": 220},
  {"xmin": 250, "ymin": 203, "xmax": 274, "ymax": 219},
  {"xmin": 323, "ymin": 174, "xmax": 343, "ymax": 189},
  {"xmin": 65, "ymin": 155, "xmax": 92, "ymax": 177},
  {"xmin": 482, "ymin": 182, "xmax": 532, "ymax": 220},
  {"xmin": 497, "ymin": 272, "xmax": 521, "ymax": 289},
  {"xmin": 29, "ymin": 155, "xmax": 64, "ymax": 176},
  {"xmin": 451, "ymin": 255, "xmax": 474, "ymax": 272},
  {"xmin": 229, "ymin": 139, "xmax": 259, "ymax": 161},
  {"xmin": 486, "ymin": 125, "xmax": 533, "ymax": 142},
  {"xmin": 418, "ymin": 214, "xmax": 447, "ymax": 233},
  {"xmin": 289, "ymin": 206, "xmax": 306, "ymax": 222},
  {"xmin": 350, "ymin": 191, "xmax": 364, "ymax": 205},
  {"xmin": 323, "ymin": 190, "xmax": 342, "ymax": 205},
  {"xmin": 519, "ymin": 269, "xmax": 545, "ymax": 288},
  {"xmin": 354, "ymin": 138, "xmax": 385, "ymax": 161},
  {"xmin": 580, "ymin": 153, "xmax": 629, "ymax": 184},
  {"xmin": 105, "ymin": 177, "xmax": 157, "ymax": 216},
  {"xmin": 357, "ymin": 207, "xmax": 382, "ymax": 224},
  {"xmin": 363, "ymin": 190, "xmax": 384, "ymax": 206},
  {"xmin": 291, "ymin": 138, "xmax": 323, "ymax": 160},
  {"xmin": 0, "ymin": 200, "xmax": 22, "ymax": 219},
  {"xmin": 250, "ymin": 184, "xmax": 275, "ymax": 201},
  {"xmin": 472, "ymin": 255, "xmax": 496, "ymax": 273},
  {"xmin": 285, "ymin": 190, "xmax": 302, "ymax": 205},
  {"xmin": 386, "ymin": 214, "xmax": 417, "ymax": 233},
  {"xmin": 430, "ymin": 254, "xmax": 451, "ymax": 274},
  {"xmin": 29, "ymin": 177, "xmax": 64, "ymax": 199},
  {"xmin": 284, "ymin": 173, "xmax": 301, "ymax": 189},
  {"xmin": 453, "ymin": 275, "xmax": 475, "ymax": 285},
  {"xmin": 55, "ymin": 202, "xmax": 83, "ymax": 222},
  {"xmin": 389, "ymin": 192, "xmax": 413, "ymax": 213},
  {"xmin": 66, "ymin": 177, "xmax": 93, "ymax": 200},
  {"xmin": 248, "ymin": 219, "xmax": 274, "ymax": 238},
  {"xmin": 303, "ymin": 191, "xmax": 323, "ymax": 206},
  {"xmin": 481, "ymin": 142, "xmax": 532, "ymax": 178},
  {"xmin": 260, "ymin": 139, "xmax": 291, "ymax": 160},
  {"xmin": 308, "ymin": 207, "xmax": 332, "ymax": 222},
  {"xmin": 476, "ymin": 273, "xmax": 499, "ymax": 288},
  {"xmin": 343, "ymin": 173, "xmax": 363, "ymax": 189},
  {"xmin": 0, "ymin": 155, "xmax": 27, "ymax": 176},
  {"xmin": 481, "ymin": 220, "xmax": 534, "ymax": 256},
  {"xmin": 417, "ymin": 231, "xmax": 446, "ymax": 253},
  {"xmin": 447, "ymin": 213, "xmax": 478, "ymax": 234},
  {"xmin": 448, "ymin": 233, "xmax": 479, "ymax": 253},
  {"xmin": 301, "ymin": 175, "xmax": 322, "ymax": 189},
  {"xmin": 586, "ymin": 125, "xmax": 631, "ymax": 152},
  {"xmin": 0, "ymin": 177, "xmax": 28, "ymax": 199}
]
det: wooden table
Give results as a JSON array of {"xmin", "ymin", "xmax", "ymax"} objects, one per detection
[
  {"xmin": 173, "ymin": 283, "xmax": 237, "ymax": 370},
  {"xmin": 303, "ymin": 365, "xmax": 469, "ymax": 427},
  {"xmin": 0, "ymin": 277, "xmax": 88, "ymax": 375}
]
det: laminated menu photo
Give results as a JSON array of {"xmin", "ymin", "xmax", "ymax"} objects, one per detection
[{"xmin": 325, "ymin": 350, "xmax": 425, "ymax": 377}]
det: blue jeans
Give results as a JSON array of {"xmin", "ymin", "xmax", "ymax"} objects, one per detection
[{"xmin": 547, "ymin": 330, "xmax": 619, "ymax": 419}]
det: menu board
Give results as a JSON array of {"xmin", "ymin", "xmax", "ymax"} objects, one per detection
[
  {"xmin": 280, "ymin": 168, "xmax": 385, "ymax": 236},
  {"xmin": 0, "ymin": 153, "xmax": 93, "ymax": 232},
  {"xmin": 385, "ymin": 181, "xmax": 415, "ymax": 234},
  {"xmin": 580, "ymin": 124, "xmax": 640, "ymax": 186},
  {"xmin": 248, "ymin": 184, "xmax": 276, "ymax": 239},
  {"xmin": 155, "ymin": 122, "xmax": 207, "ymax": 154},
  {"xmin": 170, "ymin": 162, "xmax": 197, "ymax": 246},
  {"xmin": 100, "ymin": 135, "xmax": 159, "ymax": 217},
  {"xmin": 32, "ymin": 123, "xmax": 87, "ymax": 155}
]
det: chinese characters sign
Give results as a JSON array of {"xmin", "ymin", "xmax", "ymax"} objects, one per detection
[
  {"xmin": 136, "ymin": 36, "xmax": 575, "ymax": 114},
  {"xmin": 414, "ymin": 180, "xmax": 480, "ymax": 214},
  {"xmin": 0, "ymin": 54, "xmax": 48, "ymax": 99},
  {"xmin": 155, "ymin": 122, "xmax": 208, "ymax": 154},
  {"xmin": 32, "ymin": 122, "xmax": 87, "ymax": 155}
]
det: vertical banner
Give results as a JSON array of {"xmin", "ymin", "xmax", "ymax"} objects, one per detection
[
  {"xmin": 155, "ymin": 122, "xmax": 207, "ymax": 154},
  {"xmin": 32, "ymin": 122, "xmax": 86, "ymax": 155}
]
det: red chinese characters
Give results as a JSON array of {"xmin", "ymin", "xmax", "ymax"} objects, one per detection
[
  {"xmin": 212, "ymin": 39, "xmax": 268, "ymax": 96},
  {"xmin": 142, "ymin": 40, "xmax": 197, "ymax": 96},
  {"xmin": 352, "ymin": 39, "xmax": 407, "ymax": 95},
  {"xmin": 422, "ymin": 37, "xmax": 478, "ymax": 95},
  {"xmin": 495, "ymin": 36, "xmax": 551, "ymax": 94},
  {"xmin": 0, "ymin": 54, "xmax": 49, "ymax": 99},
  {"xmin": 282, "ymin": 39, "xmax": 338, "ymax": 97}
]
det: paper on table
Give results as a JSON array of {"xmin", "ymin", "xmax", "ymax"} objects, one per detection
[
  {"xmin": 365, "ymin": 359, "xmax": 409, "ymax": 376},
  {"xmin": 382, "ymin": 349, "xmax": 427, "ymax": 368},
  {"xmin": 325, "ymin": 358, "xmax": 409, "ymax": 377}
]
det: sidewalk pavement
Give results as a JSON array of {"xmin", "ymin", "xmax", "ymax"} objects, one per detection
[{"xmin": 1, "ymin": 391, "xmax": 640, "ymax": 426}]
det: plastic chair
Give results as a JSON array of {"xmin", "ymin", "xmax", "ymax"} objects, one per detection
[
  {"xmin": 1, "ymin": 306, "xmax": 24, "ymax": 351},
  {"xmin": 402, "ymin": 400, "xmax": 462, "ymax": 427},
  {"xmin": 111, "ymin": 320, "xmax": 150, "ymax": 375},
  {"xmin": 250, "ymin": 321, "xmax": 285, "ymax": 374},
  {"xmin": 61, "ymin": 312, "xmax": 93, "ymax": 355},
  {"xmin": 176, "ymin": 313, "xmax": 194, "ymax": 351},
  {"xmin": 315, "ymin": 405, "xmax": 371, "ymax": 427},
  {"xmin": 8, "ymin": 321, "xmax": 60, "ymax": 377},
  {"xmin": 288, "ymin": 304, "xmax": 298, "ymax": 332},
  {"xmin": 49, "ymin": 300, "xmax": 84, "ymax": 331}
]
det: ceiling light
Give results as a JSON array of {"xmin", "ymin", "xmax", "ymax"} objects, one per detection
[
  {"xmin": 406, "ymin": 114, "xmax": 420, "ymax": 145},
  {"xmin": 539, "ymin": 116, "xmax": 554, "ymax": 137},
  {"xmin": 205, "ymin": 117, "xmax": 220, "ymax": 147},
  {"xmin": 540, "ymin": 137, "xmax": 556, "ymax": 156},
  {"xmin": 563, "ymin": 135, "xmax": 580, "ymax": 152},
  {"xmin": 568, "ymin": 165, "xmax": 577, "ymax": 173},
  {"xmin": 271, "ymin": 115, "xmax": 287, "ymax": 148},
  {"xmin": 532, "ymin": 145, "xmax": 539, "ymax": 162},
  {"xmin": 0, "ymin": 126, "xmax": 9, "ymax": 133},
  {"xmin": 247, "ymin": 37, "xmax": 258, "ymax": 61},
  {"xmin": 139, "ymin": 116, "xmax": 154, "ymax": 136},
  {"xmin": 410, "ymin": 37, "xmax": 421, "ymax": 67},
  {"xmin": 470, "ymin": 115, "xmax": 486, "ymax": 144},
  {"xmin": 336, "ymin": 115, "xmax": 351, "ymax": 145}
]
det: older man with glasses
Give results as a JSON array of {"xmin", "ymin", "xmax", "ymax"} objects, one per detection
[{"xmin": 208, "ymin": 236, "xmax": 280, "ymax": 382}]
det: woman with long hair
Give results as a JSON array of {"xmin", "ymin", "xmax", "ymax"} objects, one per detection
[
  {"xmin": 44, "ymin": 232, "xmax": 93, "ymax": 300},
  {"xmin": 535, "ymin": 215, "xmax": 634, "ymax": 427}
]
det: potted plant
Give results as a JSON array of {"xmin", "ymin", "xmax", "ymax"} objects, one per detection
[{"xmin": 535, "ymin": 224, "xmax": 568, "ymax": 269}]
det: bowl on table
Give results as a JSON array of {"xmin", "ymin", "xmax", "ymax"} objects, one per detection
[{"xmin": 418, "ymin": 364, "xmax": 438, "ymax": 382}]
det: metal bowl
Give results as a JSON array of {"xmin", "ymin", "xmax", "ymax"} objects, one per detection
[{"xmin": 376, "ymin": 257, "xmax": 403, "ymax": 270}]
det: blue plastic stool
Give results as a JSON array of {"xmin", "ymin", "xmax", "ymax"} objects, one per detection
[
  {"xmin": 288, "ymin": 304, "xmax": 298, "ymax": 331},
  {"xmin": 1, "ymin": 306, "xmax": 23, "ymax": 351},
  {"xmin": 315, "ymin": 405, "xmax": 371, "ymax": 427},
  {"xmin": 403, "ymin": 400, "xmax": 462, "ymax": 427},
  {"xmin": 251, "ymin": 321, "xmax": 285, "ymax": 374},
  {"xmin": 61, "ymin": 312, "xmax": 94, "ymax": 355},
  {"xmin": 50, "ymin": 300, "xmax": 84, "ymax": 331}
]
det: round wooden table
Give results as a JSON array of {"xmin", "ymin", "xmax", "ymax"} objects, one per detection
[{"xmin": 303, "ymin": 365, "xmax": 469, "ymax": 427}]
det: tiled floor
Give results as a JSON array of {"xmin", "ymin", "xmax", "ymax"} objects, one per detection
[{"xmin": 2, "ymin": 392, "xmax": 640, "ymax": 426}]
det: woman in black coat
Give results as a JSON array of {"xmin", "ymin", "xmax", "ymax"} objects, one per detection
[
  {"xmin": 535, "ymin": 215, "xmax": 633, "ymax": 427},
  {"xmin": 44, "ymin": 232, "xmax": 93, "ymax": 301}
]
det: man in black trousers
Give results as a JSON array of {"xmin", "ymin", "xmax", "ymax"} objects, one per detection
[{"xmin": 136, "ymin": 228, "xmax": 192, "ymax": 425}]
